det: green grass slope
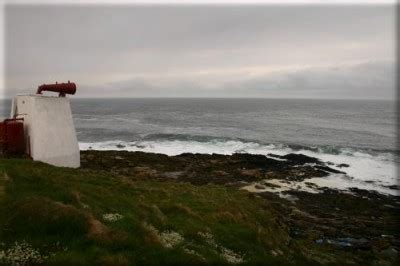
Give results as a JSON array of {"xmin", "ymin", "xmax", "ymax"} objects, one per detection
[{"xmin": 0, "ymin": 158, "xmax": 313, "ymax": 265}]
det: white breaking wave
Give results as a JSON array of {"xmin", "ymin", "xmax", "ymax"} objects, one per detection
[{"xmin": 79, "ymin": 139, "xmax": 398, "ymax": 196}]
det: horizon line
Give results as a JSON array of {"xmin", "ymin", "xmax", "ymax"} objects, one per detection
[{"xmin": 0, "ymin": 96, "xmax": 396, "ymax": 101}]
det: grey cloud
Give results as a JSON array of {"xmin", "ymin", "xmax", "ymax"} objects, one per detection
[
  {"xmin": 73, "ymin": 60, "xmax": 394, "ymax": 99},
  {"xmin": 221, "ymin": 60, "xmax": 395, "ymax": 99},
  {"xmin": 4, "ymin": 4, "xmax": 396, "ymax": 99}
]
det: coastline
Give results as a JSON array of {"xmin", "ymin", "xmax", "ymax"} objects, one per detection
[
  {"xmin": 80, "ymin": 140, "xmax": 398, "ymax": 196},
  {"xmin": 0, "ymin": 150, "xmax": 398, "ymax": 264},
  {"xmin": 81, "ymin": 150, "xmax": 400, "ymax": 261}
]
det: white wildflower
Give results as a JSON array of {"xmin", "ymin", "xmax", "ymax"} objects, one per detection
[
  {"xmin": 198, "ymin": 231, "xmax": 245, "ymax": 264},
  {"xmin": 198, "ymin": 231, "xmax": 218, "ymax": 248},
  {"xmin": 142, "ymin": 223, "xmax": 185, "ymax": 249},
  {"xmin": 102, "ymin": 213, "xmax": 124, "ymax": 222},
  {"xmin": 183, "ymin": 248, "xmax": 197, "ymax": 256},
  {"xmin": 0, "ymin": 241, "xmax": 44, "ymax": 265},
  {"xmin": 183, "ymin": 247, "xmax": 205, "ymax": 260},
  {"xmin": 220, "ymin": 246, "xmax": 244, "ymax": 264},
  {"xmin": 159, "ymin": 230, "xmax": 184, "ymax": 248}
]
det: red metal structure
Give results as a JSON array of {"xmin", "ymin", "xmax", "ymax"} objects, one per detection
[
  {"xmin": 0, "ymin": 118, "xmax": 25, "ymax": 156},
  {"xmin": 36, "ymin": 81, "xmax": 77, "ymax": 97}
]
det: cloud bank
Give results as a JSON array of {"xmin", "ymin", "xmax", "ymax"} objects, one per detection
[{"xmin": 4, "ymin": 5, "xmax": 396, "ymax": 99}]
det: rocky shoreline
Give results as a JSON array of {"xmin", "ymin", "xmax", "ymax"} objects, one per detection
[{"xmin": 81, "ymin": 150, "xmax": 399, "ymax": 264}]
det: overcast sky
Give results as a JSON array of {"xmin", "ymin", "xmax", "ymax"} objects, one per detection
[{"xmin": 3, "ymin": 4, "xmax": 396, "ymax": 99}]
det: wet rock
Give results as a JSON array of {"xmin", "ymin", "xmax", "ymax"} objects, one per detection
[
  {"xmin": 232, "ymin": 153, "xmax": 285, "ymax": 170},
  {"xmin": 255, "ymin": 184, "xmax": 266, "ymax": 190},
  {"xmin": 314, "ymin": 165, "xmax": 346, "ymax": 174},
  {"xmin": 129, "ymin": 143, "xmax": 146, "ymax": 149},
  {"xmin": 225, "ymin": 181, "xmax": 249, "ymax": 188},
  {"xmin": 280, "ymin": 153, "xmax": 322, "ymax": 165},
  {"xmin": 314, "ymin": 237, "xmax": 370, "ymax": 249},
  {"xmin": 304, "ymin": 182, "xmax": 319, "ymax": 189},
  {"xmin": 384, "ymin": 184, "xmax": 400, "ymax": 190},
  {"xmin": 240, "ymin": 169, "xmax": 263, "ymax": 179},
  {"xmin": 266, "ymin": 153, "xmax": 282, "ymax": 159},
  {"xmin": 263, "ymin": 182, "xmax": 281, "ymax": 189},
  {"xmin": 337, "ymin": 163, "xmax": 350, "ymax": 168}
]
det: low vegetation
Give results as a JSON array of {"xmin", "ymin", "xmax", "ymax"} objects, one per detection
[
  {"xmin": 0, "ymin": 157, "xmax": 308, "ymax": 265},
  {"xmin": 0, "ymin": 152, "xmax": 398, "ymax": 265}
]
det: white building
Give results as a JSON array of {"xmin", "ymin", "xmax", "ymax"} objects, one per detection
[{"xmin": 10, "ymin": 94, "xmax": 80, "ymax": 168}]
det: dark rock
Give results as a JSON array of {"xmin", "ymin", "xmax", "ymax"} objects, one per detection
[
  {"xmin": 281, "ymin": 153, "xmax": 322, "ymax": 165},
  {"xmin": 232, "ymin": 153, "xmax": 285, "ymax": 170},
  {"xmin": 255, "ymin": 184, "xmax": 266, "ymax": 190},
  {"xmin": 129, "ymin": 143, "xmax": 146, "ymax": 149},
  {"xmin": 315, "ymin": 237, "xmax": 370, "ymax": 249},
  {"xmin": 267, "ymin": 153, "xmax": 283, "ymax": 159},
  {"xmin": 315, "ymin": 165, "xmax": 346, "ymax": 174},
  {"xmin": 263, "ymin": 182, "xmax": 281, "ymax": 189},
  {"xmin": 384, "ymin": 184, "xmax": 400, "ymax": 190},
  {"xmin": 239, "ymin": 169, "xmax": 263, "ymax": 179},
  {"xmin": 337, "ymin": 163, "xmax": 350, "ymax": 168}
]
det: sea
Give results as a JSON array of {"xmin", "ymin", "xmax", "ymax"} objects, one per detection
[{"xmin": 1, "ymin": 98, "xmax": 398, "ymax": 195}]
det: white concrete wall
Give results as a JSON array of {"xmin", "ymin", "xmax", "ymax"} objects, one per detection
[{"xmin": 11, "ymin": 95, "xmax": 80, "ymax": 168}]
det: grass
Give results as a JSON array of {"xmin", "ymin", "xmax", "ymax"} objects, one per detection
[{"xmin": 0, "ymin": 158, "xmax": 313, "ymax": 265}]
